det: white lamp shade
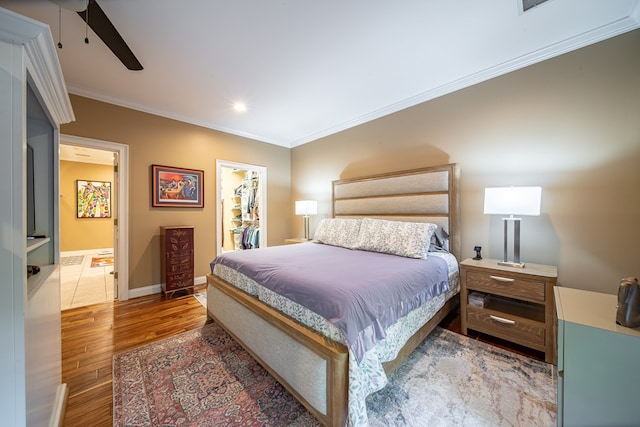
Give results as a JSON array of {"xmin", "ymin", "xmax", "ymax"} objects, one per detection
[
  {"xmin": 484, "ymin": 186, "xmax": 541, "ymax": 216},
  {"xmin": 295, "ymin": 200, "xmax": 317, "ymax": 216}
]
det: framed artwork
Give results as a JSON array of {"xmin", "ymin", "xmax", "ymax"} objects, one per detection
[
  {"xmin": 152, "ymin": 164, "xmax": 204, "ymax": 208},
  {"xmin": 77, "ymin": 180, "xmax": 111, "ymax": 218}
]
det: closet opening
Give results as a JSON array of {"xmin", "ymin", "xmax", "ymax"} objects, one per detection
[{"xmin": 216, "ymin": 160, "xmax": 267, "ymax": 255}]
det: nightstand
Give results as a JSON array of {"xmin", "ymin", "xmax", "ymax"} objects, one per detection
[
  {"xmin": 284, "ymin": 238, "xmax": 310, "ymax": 245},
  {"xmin": 460, "ymin": 258, "xmax": 558, "ymax": 363}
]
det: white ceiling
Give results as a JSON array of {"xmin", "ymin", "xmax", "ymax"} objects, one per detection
[
  {"xmin": 2, "ymin": 0, "xmax": 639, "ymax": 148},
  {"xmin": 59, "ymin": 143, "xmax": 114, "ymax": 164}
]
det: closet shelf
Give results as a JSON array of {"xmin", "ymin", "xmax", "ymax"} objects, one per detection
[{"xmin": 27, "ymin": 237, "xmax": 51, "ymax": 253}]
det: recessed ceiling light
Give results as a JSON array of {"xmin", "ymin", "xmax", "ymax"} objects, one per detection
[{"xmin": 233, "ymin": 103, "xmax": 247, "ymax": 112}]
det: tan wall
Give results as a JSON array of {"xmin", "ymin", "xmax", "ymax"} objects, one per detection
[
  {"xmin": 60, "ymin": 161, "xmax": 114, "ymax": 251},
  {"xmin": 61, "ymin": 97, "xmax": 291, "ymax": 291},
  {"xmin": 291, "ymin": 29, "xmax": 640, "ymax": 295}
]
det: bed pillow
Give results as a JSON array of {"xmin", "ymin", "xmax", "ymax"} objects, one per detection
[
  {"xmin": 355, "ymin": 218, "xmax": 438, "ymax": 259},
  {"xmin": 313, "ymin": 218, "xmax": 362, "ymax": 249},
  {"xmin": 429, "ymin": 225, "xmax": 450, "ymax": 252}
]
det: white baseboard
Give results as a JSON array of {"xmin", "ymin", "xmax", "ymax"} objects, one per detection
[
  {"xmin": 128, "ymin": 284, "xmax": 162, "ymax": 299},
  {"xmin": 49, "ymin": 383, "xmax": 68, "ymax": 427},
  {"xmin": 127, "ymin": 276, "xmax": 207, "ymax": 299}
]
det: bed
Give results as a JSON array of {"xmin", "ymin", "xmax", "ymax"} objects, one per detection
[{"xmin": 206, "ymin": 164, "xmax": 460, "ymax": 427}]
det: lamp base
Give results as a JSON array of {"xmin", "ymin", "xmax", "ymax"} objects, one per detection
[{"xmin": 497, "ymin": 260, "xmax": 526, "ymax": 269}]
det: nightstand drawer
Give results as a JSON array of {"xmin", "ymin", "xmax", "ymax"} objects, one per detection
[
  {"xmin": 465, "ymin": 270, "xmax": 545, "ymax": 303},
  {"xmin": 467, "ymin": 306, "xmax": 546, "ymax": 349}
]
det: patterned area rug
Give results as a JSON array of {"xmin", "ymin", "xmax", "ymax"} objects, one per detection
[
  {"xmin": 193, "ymin": 292, "xmax": 207, "ymax": 309},
  {"xmin": 367, "ymin": 327, "xmax": 557, "ymax": 426},
  {"xmin": 60, "ymin": 255, "xmax": 84, "ymax": 266},
  {"xmin": 113, "ymin": 323, "xmax": 556, "ymax": 427},
  {"xmin": 91, "ymin": 256, "xmax": 113, "ymax": 268},
  {"xmin": 113, "ymin": 322, "xmax": 320, "ymax": 426}
]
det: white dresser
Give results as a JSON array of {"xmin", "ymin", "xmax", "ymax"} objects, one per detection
[{"xmin": 555, "ymin": 286, "xmax": 640, "ymax": 427}]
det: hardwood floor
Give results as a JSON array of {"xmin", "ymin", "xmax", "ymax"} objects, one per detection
[
  {"xmin": 61, "ymin": 293, "xmax": 543, "ymax": 426},
  {"xmin": 61, "ymin": 291, "xmax": 209, "ymax": 426}
]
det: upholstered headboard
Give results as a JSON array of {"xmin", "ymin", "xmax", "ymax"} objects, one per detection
[{"xmin": 332, "ymin": 164, "xmax": 460, "ymax": 259}]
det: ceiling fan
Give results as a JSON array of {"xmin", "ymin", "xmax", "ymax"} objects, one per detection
[{"xmin": 50, "ymin": 0, "xmax": 143, "ymax": 70}]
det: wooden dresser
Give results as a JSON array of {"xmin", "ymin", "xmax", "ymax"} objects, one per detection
[
  {"xmin": 460, "ymin": 258, "xmax": 558, "ymax": 363},
  {"xmin": 160, "ymin": 226, "xmax": 195, "ymax": 298}
]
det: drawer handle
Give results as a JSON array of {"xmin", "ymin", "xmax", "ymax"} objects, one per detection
[
  {"xmin": 489, "ymin": 315, "xmax": 516, "ymax": 325},
  {"xmin": 489, "ymin": 275, "xmax": 515, "ymax": 283}
]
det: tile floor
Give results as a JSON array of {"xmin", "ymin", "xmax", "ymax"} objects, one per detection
[{"xmin": 60, "ymin": 248, "xmax": 114, "ymax": 310}]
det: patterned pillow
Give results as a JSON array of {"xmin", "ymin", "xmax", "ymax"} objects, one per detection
[
  {"xmin": 355, "ymin": 218, "xmax": 437, "ymax": 259},
  {"xmin": 313, "ymin": 218, "xmax": 362, "ymax": 249}
]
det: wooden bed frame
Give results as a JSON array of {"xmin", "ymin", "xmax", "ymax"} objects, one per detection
[{"xmin": 207, "ymin": 164, "xmax": 460, "ymax": 426}]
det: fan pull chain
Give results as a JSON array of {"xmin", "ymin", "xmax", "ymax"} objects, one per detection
[
  {"xmin": 84, "ymin": 0, "xmax": 89, "ymax": 44},
  {"xmin": 57, "ymin": 6, "xmax": 62, "ymax": 49}
]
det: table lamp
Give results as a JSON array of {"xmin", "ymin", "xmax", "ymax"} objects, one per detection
[
  {"xmin": 484, "ymin": 186, "xmax": 541, "ymax": 268},
  {"xmin": 295, "ymin": 200, "xmax": 317, "ymax": 240}
]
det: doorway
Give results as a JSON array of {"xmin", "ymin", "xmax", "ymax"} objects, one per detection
[
  {"xmin": 216, "ymin": 160, "xmax": 267, "ymax": 254},
  {"xmin": 59, "ymin": 135, "xmax": 129, "ymax": 308}
]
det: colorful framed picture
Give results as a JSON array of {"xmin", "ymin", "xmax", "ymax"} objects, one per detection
[
  {"xmin": 77, "ymin": 180, "xmax": 111, "ymax": 218},
  {"xmin": 152, "ymin": 164, "xmax": 204, "ymax": 208}
]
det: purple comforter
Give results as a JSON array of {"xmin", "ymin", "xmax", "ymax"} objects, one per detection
[{"xmin": 210, "ymin": 242, "xmax": 450, "ymax": 361}]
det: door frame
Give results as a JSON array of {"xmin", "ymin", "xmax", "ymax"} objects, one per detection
[
  {"xmin": 216, "ymin": 160, "xmax": 267, "ymax": 255},
  {"xmin": 60, "ymin": 134, "xmax": 130, "ymax": 301}
]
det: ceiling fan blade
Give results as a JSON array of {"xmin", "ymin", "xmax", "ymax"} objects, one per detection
[{"xmin": 77, "ymin": 0, "xmax": 143, "ymax": 71}]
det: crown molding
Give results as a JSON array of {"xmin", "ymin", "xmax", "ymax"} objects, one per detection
[{"xmin": 0, "ymin": 7, "xmax": 75, "ymax": 125}]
